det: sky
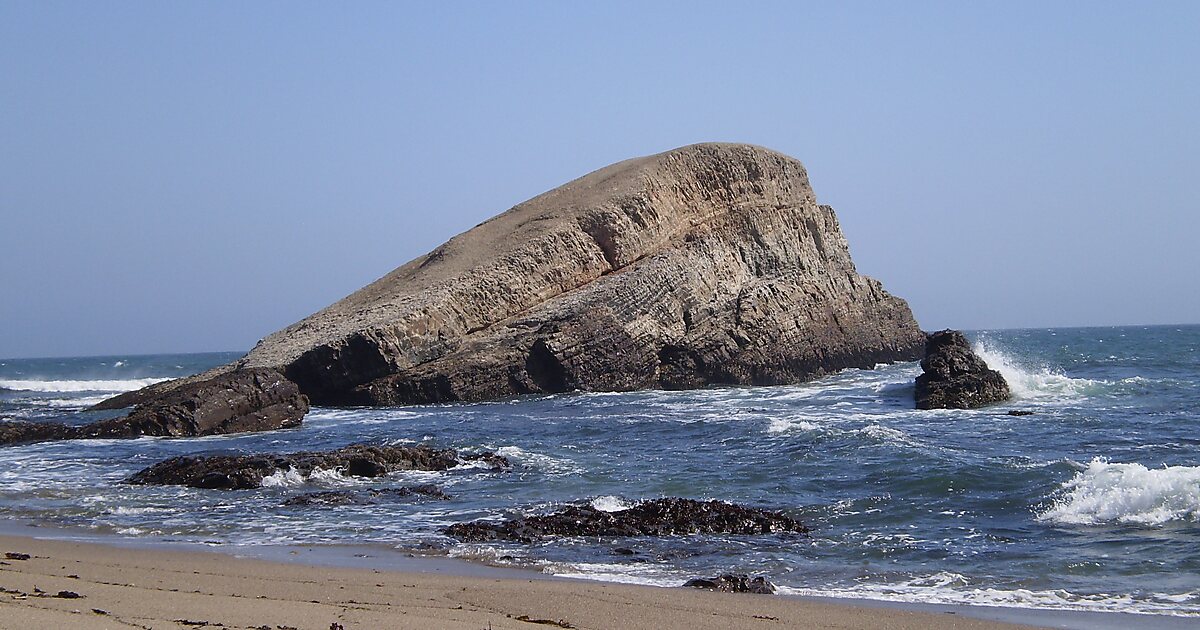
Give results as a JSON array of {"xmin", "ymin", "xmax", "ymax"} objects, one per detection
[{"xmin": 1, "ymin": 1, "xmax": 1197, "ymax": 358}]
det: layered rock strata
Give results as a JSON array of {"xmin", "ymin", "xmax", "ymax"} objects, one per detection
[
  {"xmin": 914, "ymin": 330, "xmax": 1011, "ymax": 409},
  {"xmin": 1, "ymin": 369, "xmax": 307, "ymax": 446},
  {"xmin": 444, "ymin": 498, "xmax": 808, "ymax": 543},
  {"xmin": 102, "ymin": 143, "xmax": 924, "ymax": 416},
  {"xmin": 127, "ymin": 443, "xmax": 509, "ymax": 490}
]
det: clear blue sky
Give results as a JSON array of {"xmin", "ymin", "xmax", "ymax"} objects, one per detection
[{"xmin": 2, "ymin": 1, "xmax": 1197, "ymax": 358}]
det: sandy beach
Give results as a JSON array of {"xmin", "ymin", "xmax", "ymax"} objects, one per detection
[{"xmin": 0, "ymin": 533, "xmax": 1042, "ymax": 630}]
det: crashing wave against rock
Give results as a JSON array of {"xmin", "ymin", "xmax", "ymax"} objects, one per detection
[
  {"xmin": 914, "ymin": 330, "xmax": 1011, "ymax": 409},
  {"xmin": 99, "ymin": 143, "xmax": 924, "ymax": 424},
  {"xmin": 444, "ymin": 498, "xmax": 808, "ymax": 543}
]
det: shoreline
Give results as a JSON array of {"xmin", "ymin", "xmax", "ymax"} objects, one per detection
[
  {"xmin": 0, "ymin": 530, "xmax": 1037, "ymax": 630},
  {"xmin": 1, "ymin": 522, "xmax": 1194, "ymax": 629}
]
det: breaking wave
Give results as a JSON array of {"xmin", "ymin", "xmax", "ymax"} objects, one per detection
[
  {"xmin": 1039, "ymin": 458, "xmax": 1200, "ymax": 526},
  {"xmin": 972, "ymin": 343, "xmax": 1103, "ymax": 400},
  {"xmin": 259, "ymin": 467, "xmax": 352, "ymax": 488},
  {"xmin": 0, "ymin": 378, "xmax": 169, "ymax": 393}
]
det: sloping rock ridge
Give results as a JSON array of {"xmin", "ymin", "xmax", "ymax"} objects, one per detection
[
  {"xmin": 2, "ymin": 369, "xmax": 307, "ymax": 447},
  {"xmin": 914, "ymin": 330, "xmax": 1011, "ymax": 409},
  {"xmin": 444, "ymin": 498, "xmax": 808, "ymax": 543},
  {"xmin": 101, "ymin": 142, "xmax": 924, "ymax": 413},
  {"xmin": 126, "ymin": 443, "xmax": 509, "ymax": 490}
]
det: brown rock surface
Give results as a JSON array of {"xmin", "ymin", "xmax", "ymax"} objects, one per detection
[
  {"xmin": 3, "ymin": 369, "xmax": 308, "ymax": 447},
  {"xmin": 101, "ymin": 143, "xmax": 924, "ymax": 410}
]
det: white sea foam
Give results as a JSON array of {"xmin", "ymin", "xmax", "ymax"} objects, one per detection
[
  {"xmin": 259, "ymin": 467, "xmax": 349, "ymax": 488},
  {"xmin": 542, "ymin": 561, "xmax": 684, "ymax": 587},
  {"xmin": 776, "ymin": 574, "xmax": 1200, "ymax": 616},
  {"xmin": 972, "ymin": 343, "xmax": 1101, "ymax": 400},
  {"xmin": 0, "ymin": 377, "xmax": 170, "ymax": 393},
  {"xmin": 589, "ymin": 495, "xmax": 633, "ymax": 512},
  {"xmin": 1039, "ymin": 458, "xmax": 1200, "ymax": 526},
  {"xmin": 494, "ymin": 446, "xmax": 584, "ymax": 476}
]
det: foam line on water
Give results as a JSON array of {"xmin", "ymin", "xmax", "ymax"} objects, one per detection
[{"xmin": 0, "ymin": 378, "xmax": 170, "ymax": 393}]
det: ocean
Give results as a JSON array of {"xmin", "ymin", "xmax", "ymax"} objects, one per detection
[{"xmin": 1, "ymin": 325, "xmax": 1198, "ymax": 620}]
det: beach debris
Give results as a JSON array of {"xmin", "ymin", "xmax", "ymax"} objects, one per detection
[
  {"xmin": 127, "ymin": 444, "xmax": 510, "ymax": 489},
  {"xmin": 445, "ymin": 498, "xmax": 808, "ymax": 543},
  {"xmin": 4, "ymin": 552, "xmax": 30, "ymax": 561},
  {"xmin": 91, "ymin": 608, "xmax": 109, "ymax": 615},
  {"xmin": 53, "ymin": 590, "xmax": 82, "ymax": 598},
  {"xmin": 915, "ymin": 330, "xmax": 1011, "ymax": 409},
  {"xmin": 514, "ymin": 615, "xmax": 573, "ymax": 628},
  {"xmin": 683, "ymin": 573, "xmax": 777, "ymax": 594}
]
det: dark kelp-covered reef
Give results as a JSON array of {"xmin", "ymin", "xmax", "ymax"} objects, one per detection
[{"xmin": 90, "ymin": 143, "xmax": 924, "ymax": 432}]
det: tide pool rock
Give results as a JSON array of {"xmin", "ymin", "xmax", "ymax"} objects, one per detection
[
  {"xmin": 914, "ymin": 330, "xmax": 1011, "ymax": 409},
  {"xmin": 127, "ymin": 443, "xmax": 509, "ymax": 489},
  {"xmin": 444, "ymin": 498, "xmax": 808, "ymax": 543},
  {"xmin": 102, "ymin": 143, "xmax": 924, "ymax": 414}
]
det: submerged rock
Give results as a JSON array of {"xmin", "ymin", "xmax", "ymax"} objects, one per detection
[
  {"xmin": 914, "ymin": 330, "xmax": 1011, "ymax": 409},
  {"xmin": 443, "ymin": 498, "xmax": 807, "ymax": 543},
  {"xmin": 127, "ymin": 444, "xmax": 509, "ymax": 490},
  {"xmin": 2, "ymin": 369, "xmax": 308, "ymax": 447},
  {"xmin": 683, "ymin": 574, "xmax": 777, "ymax": 595},
  {"xmin": 281, "ymin": 485, "xmax": 450, "ymax": 506},
  {"xmin": 102, "ymin": 143, "xmax": 924, "ymax": 416}
]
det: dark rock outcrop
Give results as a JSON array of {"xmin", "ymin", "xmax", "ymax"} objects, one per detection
[
  {"xmin": 0, "ymin": 420, "xmax": 81, "ymax": 446},
  {"xmin": 281, "ymin": 485, "xmax": 449, "ymax": 506},
  {"xmin": 683, "ymin": 574, "xmax": 777, "ymax": 595},
  {"xmin": 127, "ymin": 444, "xmax": 509, "ymax": 490},
  {"xmin": 101, "ymin": 143, "xmax": 925, "ymax": 415},
  {"xmin": 86, "ymin": 368, "xmax": 308, "ymax": 437},
  {"xmin": 2, "ymin": 369, "xmax": 308, "ymax": 447},
  {"xmin": 444, "ymin": 498, "xmax": 808, "ymax": 543},
  {"xmin": 915, "ymin": 330, "xmax": 1011, "ymax": 409}
]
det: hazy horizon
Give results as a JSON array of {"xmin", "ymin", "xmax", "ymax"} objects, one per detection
[{"xmin": 3, "ymin": 2, "xmax": 1197, "ymax": 358}]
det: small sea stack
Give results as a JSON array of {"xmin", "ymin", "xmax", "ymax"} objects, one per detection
[{"xmin": 914, "ymin": 330, "xmax": 1011, "ymax": 409}]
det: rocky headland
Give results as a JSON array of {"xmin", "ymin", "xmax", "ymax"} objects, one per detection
[
  {"xmin": 915, "ymin": 330, "xmax": 1011, "ymax": 409},
  {"xmin": 92, "ymin": 143, "xmax": 924, "ymax": 430}
]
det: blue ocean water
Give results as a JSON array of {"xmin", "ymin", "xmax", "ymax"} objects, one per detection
[{"xmin": 1, "ymin": 326, "xmax": 1198, "ymax": 617}]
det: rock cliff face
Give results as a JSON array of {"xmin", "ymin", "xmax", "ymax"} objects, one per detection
[{"xmin": 103, "ymin": 143, "xmax": 924, "ymax": 412}]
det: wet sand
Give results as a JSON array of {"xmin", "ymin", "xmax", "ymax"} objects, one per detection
[{"xmin": 0, "ymin": 533, "xmax": 1040, "ymax": 629}]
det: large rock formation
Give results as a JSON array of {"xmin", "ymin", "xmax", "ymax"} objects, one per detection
[
  {"xmin": 101, "ymin": 143, "xmax": 924, "ymax": 415},
  {"xmin": 1, "ymin": 369, "xmax": 307, "ymax": 447},
  {"xmin": 914, "ymin": 330, "xmax": 1011, "ymax": 409},
  {"xmin": 127, "ymin": 443, "xmax": 509, "ymax": 490},
  {"xmin": 444, "ymin": 498, "xmax": 808, "ymax": 543}
]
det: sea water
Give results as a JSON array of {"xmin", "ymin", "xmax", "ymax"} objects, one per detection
[{"xmin": 1, "ymin": 326, "xmax": 1197, "ymax": 618}]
